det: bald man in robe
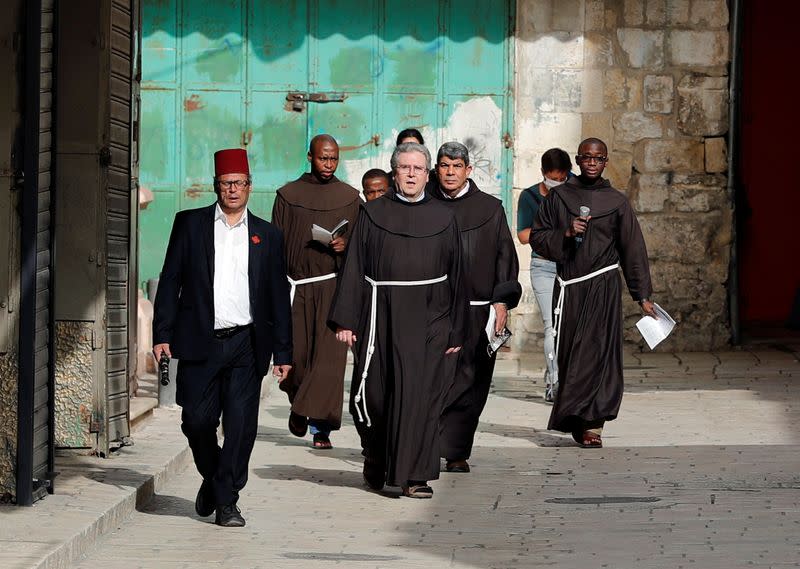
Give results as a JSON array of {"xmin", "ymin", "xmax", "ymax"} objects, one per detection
[{"xmin": 271, "ymin": 135, "xmax": 360, "ymax": 449}]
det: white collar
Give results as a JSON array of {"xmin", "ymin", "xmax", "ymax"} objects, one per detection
[
  {"xmin": 215, "ymin": 203, "xmax": 249, "ymax": 228},
  {"xmin": 440, "ymin": 180, "xmax": 470, "ymax": 200},
  {"xmin": 396, "ymin": 191, "xmax": 425, "ymax": 203}
]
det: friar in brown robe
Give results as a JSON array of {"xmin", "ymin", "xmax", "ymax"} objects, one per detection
[
  {"xmin": 531, "ymin": 137, "xmax": 657, "ymax": 448},
  {"xmin": 433, "ymin": 142, "xmax": 521, "ymax": 473},
  {"xmin": 271, "ymin": 134, "xmax": 360, "ymax": 448},
  {"xmin": 329, "ymin": 142, "xmax": 466, "ymax": 498}
]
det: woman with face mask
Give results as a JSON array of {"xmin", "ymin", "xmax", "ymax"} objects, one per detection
[{"xmin": 516, "ymin": 148, "xmax": 572, "ymax": 402}]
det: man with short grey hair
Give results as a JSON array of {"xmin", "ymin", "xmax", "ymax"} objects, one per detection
[
  {"xmin": 329, "ymin": 141, "xmax": 467, "ymax": 498},
  {"xmin": 435, "ymin": 141, "xmax": 521, "ymax": 474}
]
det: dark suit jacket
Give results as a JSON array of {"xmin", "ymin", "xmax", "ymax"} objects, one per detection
[{"xmin": 153, "ymin": 204, "xmax": 292, "ymax": 377}]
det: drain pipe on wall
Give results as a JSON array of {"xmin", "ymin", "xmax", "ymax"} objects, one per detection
[{"xmin": 727, "ymin": 0, "xmax": 743, "ymax": 345}]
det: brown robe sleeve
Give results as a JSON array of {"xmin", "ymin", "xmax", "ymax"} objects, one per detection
[
  {"xmin": 271, "ymin": 192, "xmax": 288, "ymax": 233},
  {"xmin": 616, "ymin": 199, "xmax": 653, "ymax": 301},
  {"xmin": 327, "ymin": 206, "xmax": 368, "ymax": 333},
  {"xmin": 490, "ymin": 208, "xmax": 522, "ymax": 309},
  {"xmin": 530, "ymin": 193, "xmax": 571, "ymax": 262},
  {"xmin": 447, "ymin": 218, "xmax": 468, "ymax": 348}
]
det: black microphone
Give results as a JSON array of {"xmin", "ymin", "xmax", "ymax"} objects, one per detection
[{"xmin": 575, "ymin": 205, "xmax": 590, "ymax": 246}]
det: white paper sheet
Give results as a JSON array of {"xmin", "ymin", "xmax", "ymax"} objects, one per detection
[{"xmin": 635, "ymin": 303, "xmax": 676, "ymax": 350}]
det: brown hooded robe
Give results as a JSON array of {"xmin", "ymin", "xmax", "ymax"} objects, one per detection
[
  {"xmin": 531, "ymin": 176, "xmax": 652, "ymax": 433},
  {"xmin": 272, "ymin": 174, "xmax": 360, "ymax": 429}
]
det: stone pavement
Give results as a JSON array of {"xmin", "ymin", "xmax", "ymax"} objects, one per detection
[{"xmin": 3, "ymin": 346, "xmax": 800, "ymax": 569}]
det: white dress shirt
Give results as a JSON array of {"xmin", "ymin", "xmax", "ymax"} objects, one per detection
[{"xmin": 213, "ymin": 204, "xmax": 253, "ymax": 329}]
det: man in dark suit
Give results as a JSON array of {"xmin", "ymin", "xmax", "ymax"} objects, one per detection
[{"xmin": 153, "ymin": 148, "xmax": 292, "ymax": 527}]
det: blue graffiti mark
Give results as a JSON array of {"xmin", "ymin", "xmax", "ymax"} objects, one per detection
[{"xmin": 424, "ymin": 38, "xmax": 443, "ymax": 54}]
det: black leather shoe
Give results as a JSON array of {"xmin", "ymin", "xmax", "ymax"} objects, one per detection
[
  {"xmin": 195, "ymin": 480, "xmax": 215, "ymax": 517},
  {"xmin": 445, "ymin": 459, "xmax": 470, "ymax": 473},
  {"xmin": 215, "ymin": 503, "xmax": 246, "ymax": 527}
]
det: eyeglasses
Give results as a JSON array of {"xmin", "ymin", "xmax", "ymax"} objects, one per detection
[
  {"xmin": 217, "ymin": 179, "xmax": 251, "ymax": 190},
  {"xmin": 576, "ymin": 154, "xmax": 608, "ymax": 164},
  {"xmin": 396, "ymin": 165, "xmax": 428, "ymax": 175}
]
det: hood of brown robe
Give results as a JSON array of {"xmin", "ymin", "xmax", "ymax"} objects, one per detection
[{"xmin": 277, "ymin": 173, "xmax": 360, "ymax": 211}]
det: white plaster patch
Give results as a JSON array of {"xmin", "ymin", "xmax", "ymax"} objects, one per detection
[{"xmin": 339, "ymin": 97, "xmax": 505, "ymax": 198}]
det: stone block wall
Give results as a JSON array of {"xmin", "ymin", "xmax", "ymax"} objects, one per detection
[
  {"xmin": 512, "ymin": 0, "xmax": 732, "ymax": 353},
  {"xmin": 0, "ymin": 352, "xmax": 17, "ymax": 500}
]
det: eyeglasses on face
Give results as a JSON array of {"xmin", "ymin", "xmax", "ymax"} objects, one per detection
[
  {"xmin": 576, "ymin": 154, "xmax": 608, "ymax": 164},
  {"xmin": 217, "ymin": 179, "xmax": 251, "ymax": 190},
  {"xmin": 396, "ymin": 165, "xmax": 428, "ymax": 175}
]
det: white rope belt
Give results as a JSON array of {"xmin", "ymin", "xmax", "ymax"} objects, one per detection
[
  {"xmin": 354, "ymin": 274, "xmax": 448, "ymax": 427},
  {"xmin": 287, "ymin": 272, "xmax": 337, "ymax": 305},
  {"xmin": 470, "ymin": 300, "xmax": 491, "ymax": 306},
  {"xmin": 552, "ymin": 263, "xmax": 620, "ymax": 359}
]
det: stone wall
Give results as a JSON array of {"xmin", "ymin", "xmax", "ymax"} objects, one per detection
[
  {"xmin": 0, "ymin": 351, "xmax": 17, "ymax": 500},
  {"xmin": 511, "ymin": 0, "xmax": 731, "ymax": 353}
]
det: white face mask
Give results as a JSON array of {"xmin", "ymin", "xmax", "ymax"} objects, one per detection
[{"xmin": 543, "ymin": 177, "xmax": 563, "ymax": 189}]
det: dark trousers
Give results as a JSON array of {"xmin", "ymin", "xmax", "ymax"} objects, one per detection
[{"xmin": 176, "ymin": 328, "xmax": 261, "ymax": 506}]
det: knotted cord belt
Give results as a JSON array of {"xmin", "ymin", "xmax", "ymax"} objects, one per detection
[
  {"xmin": 553, "ymin": 263, "xmax": 620, "ymax": 358},
  {"xmin": 354, "ymin": 274, "xmax": 448, "ymax": 427},
  {"xmin": 287, "ymin": 273, "xmax": 337, "ymax": 305}
]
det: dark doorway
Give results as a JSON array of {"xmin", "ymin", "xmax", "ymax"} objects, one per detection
[{"xmin": 738, "ymin": 0, "xmax": 800, "ymax": 339}]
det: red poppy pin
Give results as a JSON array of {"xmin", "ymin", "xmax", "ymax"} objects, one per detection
[{"xmin": 251, "ymin": 234, "xmax": 261, "ymax": 245}]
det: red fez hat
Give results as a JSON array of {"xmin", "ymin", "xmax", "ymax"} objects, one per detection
[{"xmin": 214, "ymin": 148, "xmax": 250, "ymax": 177}]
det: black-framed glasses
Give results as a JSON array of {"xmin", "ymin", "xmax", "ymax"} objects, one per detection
[
  {"xmin": 576, "ymin": 154, "xmax": 608, "ymax": 164},
  {"xmin": 217, "ymin": 179, "xmax": 251, "ymax": 190}
]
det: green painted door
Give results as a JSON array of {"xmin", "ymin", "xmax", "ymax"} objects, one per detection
[{"xmin": 140, "ymin": 0, "xmax": 513, "ymax": 288}]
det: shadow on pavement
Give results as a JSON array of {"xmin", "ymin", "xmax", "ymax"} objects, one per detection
[
  {"xmin": 253, "ymin": 464, "xmax": 367, "ymax": 491},
  {"xmin": 478, "ymin": 421, "xmax": 573, "ymax": 447}
]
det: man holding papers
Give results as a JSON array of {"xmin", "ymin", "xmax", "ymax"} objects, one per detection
[
  {"xmin": 531, "ymin": 137, "xmax": 656, "ymax": 449},
  {"xmin": 433, "ymin": 142, "xmax": 521, "ymax": 473},
  {"xmin": 272, "ymin": 134, "xmax": 360, "ymax": 449}
]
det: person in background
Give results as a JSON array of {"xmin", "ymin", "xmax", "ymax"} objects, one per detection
[
  {"xmin": 271, "ymin": 134, "xmax": 360, "ymax": 450},
  {"xmin": 361, "ymin": 168, "xmax": 390, "ymax": 202},
  {"xmin": 434, "ymin": 142, "xmax": 521, "ymax": 474},
  {"xmin": 396, "ymin": 128, "xmax": 424, "ymax": 146},
  {"xmin": 530, "ymin": 138, "xmax": 656, "ymax": 448},
  {"xmin": 516, "ymin": 148, "xmax": 572, "ymax": 402}
]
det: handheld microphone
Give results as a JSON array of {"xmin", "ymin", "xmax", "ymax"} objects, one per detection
[{"xmin": 575, "ymin": 206, "xmax": 590, "ymax": 245}]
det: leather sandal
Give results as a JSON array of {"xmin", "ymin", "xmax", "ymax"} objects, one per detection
[
  {"xmin": 402, "ymin": 482, "xmax": 433, "ymax": 498},
  {"xmin": 312, "ymin": 432, "xmax": 333, "ymax": 449},
  {"xmin": 572, "ymin": 430, "xmax": 602, "ymax": 448}
]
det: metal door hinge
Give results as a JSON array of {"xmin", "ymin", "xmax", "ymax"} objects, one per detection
[{"xmin": 503, "ymin": 132, "xmax": 514, "ymax": 149}]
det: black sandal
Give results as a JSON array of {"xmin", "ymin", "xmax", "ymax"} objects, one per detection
[{"xmin": 312, "ymin": 432, "xmax": 333, "ymax": 449}]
